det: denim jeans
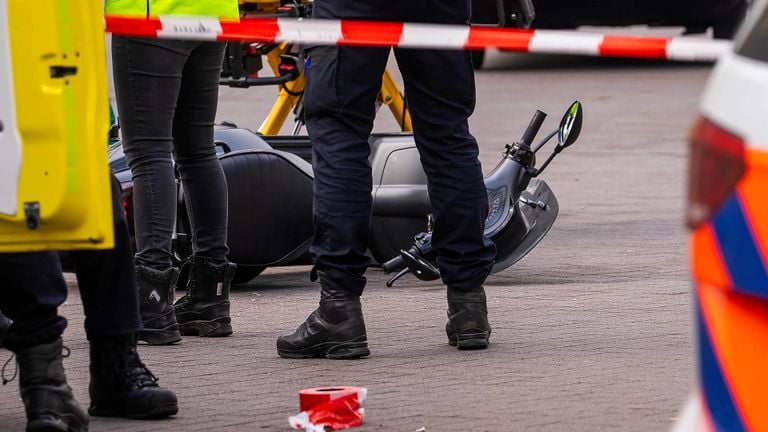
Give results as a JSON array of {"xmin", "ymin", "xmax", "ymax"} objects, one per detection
[{"xmin": 112, "ymin": 36, "xmax": 229, "ymax": 271}]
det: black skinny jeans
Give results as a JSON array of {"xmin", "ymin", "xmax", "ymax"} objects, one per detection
[{"xmin": 112, "ymin": 36, "xmax": 229, "ymax": 271}]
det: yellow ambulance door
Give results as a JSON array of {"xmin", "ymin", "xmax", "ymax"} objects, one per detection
[{"xmin": 0, "ymin": 0, "xmax": 114, "ymax": 252}]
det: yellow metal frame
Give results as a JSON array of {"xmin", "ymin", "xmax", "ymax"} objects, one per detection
[
  {"xmin": 256, "ymin": 43, "xmax": 412, "ymax": 135},
  {"xmin": 0, "ymin": 0, "xmax": 113, "ymax": 252}
]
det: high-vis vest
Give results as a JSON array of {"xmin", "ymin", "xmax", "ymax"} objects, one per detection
[{"xmin": 104, "ymin": 0, "xmax": 239, "ymax": 19}]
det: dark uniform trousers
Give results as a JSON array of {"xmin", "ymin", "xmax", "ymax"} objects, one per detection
[
  {"xmin": 0, "ymin": 175, "xmax": 142, "ymax": 350},
  {"xmin": 306, "ymin": 0, "xmax": 496, "ymax": 295}
]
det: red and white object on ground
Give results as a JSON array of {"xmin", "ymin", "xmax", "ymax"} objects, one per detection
[
  {"xmin": 104, "ymin": 15, "xmax": 731, "ymax": 62},
  {"xmin": 289, "ymin": 387, "xmax": 367, "ymax": 432}
]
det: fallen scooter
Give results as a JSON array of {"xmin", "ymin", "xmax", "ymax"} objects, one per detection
[
  {"xmin": 108, "ymin": 101, "xmax": 582, "ymax": 285},
  {"xmin": 382, "ymin": 101, "xmax": 583, "ymax": 286}
]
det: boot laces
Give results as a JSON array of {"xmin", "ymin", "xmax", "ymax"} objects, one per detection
[
  {"xmin": 1, "ymin": 354, "xmax": 15, "ymax": 385},
  {"xmin": 2, "ymin": 346, "xmax": 70, "ymax": 385},
  {"xmin": 124, "ymin": 347, "xmax": 158, "ymax": 388}
]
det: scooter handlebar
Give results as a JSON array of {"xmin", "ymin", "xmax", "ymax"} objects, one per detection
[
  {"xmin": 381, "ymin": 254, "xmax": 404, "ymax": 273},
  {"xmin": 520, "ymin": 110, "xmax": 547, "ymax": 147}
]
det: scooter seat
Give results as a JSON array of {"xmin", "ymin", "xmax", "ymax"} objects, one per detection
[{"xmin": 219, "ymin": 149, "xmax": 314, "ymax": 267}]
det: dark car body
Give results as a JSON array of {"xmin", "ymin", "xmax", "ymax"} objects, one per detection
[{"xmin": 472, "ymin": 0, "xmax": 748, "ymax": 37}]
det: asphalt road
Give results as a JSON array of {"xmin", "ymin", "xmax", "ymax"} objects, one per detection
[{"xmin": 0, "ymin": 48, "xmax": 712, "ymax": 431}]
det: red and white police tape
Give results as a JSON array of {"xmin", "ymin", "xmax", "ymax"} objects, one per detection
[
  {"xmin": 289, "ymin": 387, "xmax": 367, "ymax": 432},
  {"xmin": 104, "ymin": 15, "xmax": 732, "ymax": 62}
]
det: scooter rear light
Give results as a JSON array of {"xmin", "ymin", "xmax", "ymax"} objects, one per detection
[{"xmin": 686, "ymin": 116, "xmax": 745, "ymax": 229}]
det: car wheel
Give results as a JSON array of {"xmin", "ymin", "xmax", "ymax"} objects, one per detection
[{"xmin": 471, "ymin": 49, "xmax": 485, "ymax": 70}]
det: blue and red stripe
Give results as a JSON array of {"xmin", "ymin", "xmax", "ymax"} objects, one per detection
[{"xmin": 711, "ymin": 193, "xmax": 768, "ymax": 300}]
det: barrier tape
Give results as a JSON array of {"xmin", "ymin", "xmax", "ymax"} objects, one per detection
[
  {"xmin": 289, "ymin": 386, "xmax": 367, "ymax": 432},
  {"xmin": 105, "ymin": 15, "xmax": 732, "ymax": 62}
]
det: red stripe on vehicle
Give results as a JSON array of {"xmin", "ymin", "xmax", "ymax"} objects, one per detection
[
  {"xmin": 698, "ymin": 282, "xmax": 768, "ymax": 430},
  {"xmin": 691, "ymin": 224, "xmax": 731, "ymax": 289}
]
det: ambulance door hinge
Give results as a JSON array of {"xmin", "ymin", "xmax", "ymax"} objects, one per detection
[{"xmin": 24, "ymin": 202, "xmax": 41, "ymax": 230}]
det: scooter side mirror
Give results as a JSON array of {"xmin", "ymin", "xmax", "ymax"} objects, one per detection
[{"xmin": 556, "ymin": 101, "xmax": 583, "ymax": 151}]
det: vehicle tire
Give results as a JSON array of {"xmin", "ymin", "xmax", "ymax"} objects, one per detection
[
  {"xmin": 713, "ymin": 0, "xmax": 748, "ymax": 39},
  {"xmin": 471, "ymin": 49, "xmax": 485, "ymax": 70}
]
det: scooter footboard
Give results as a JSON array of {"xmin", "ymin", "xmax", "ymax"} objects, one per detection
[{"xmin": 491, "ymin": 178, "xmax": 559, "ymax": 273}]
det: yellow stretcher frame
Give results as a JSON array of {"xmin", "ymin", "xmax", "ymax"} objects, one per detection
[
  {"xmin": 256, "ymin": 43, "xmax": 413, "ymax": 135},
  {"xmin": 0, "ymin": 0, "xmax": 113, "ymax": 252}
]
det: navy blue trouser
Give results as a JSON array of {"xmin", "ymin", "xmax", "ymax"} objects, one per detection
[
  {"xmin": 306, "ymin": 0, "xmax": 496, "ymax": 295},
  {"xmin": 0, "ymin": 176, "xmax": 142, "ymax": 351}
]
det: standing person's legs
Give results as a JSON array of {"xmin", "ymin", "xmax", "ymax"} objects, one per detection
[
  {"xmin": 112, "ymin": 36, "xmax": 193, "ymax": 344},
  {"xmin": 276, "ymin": 44, "xmax": 389, "ymax": 359},
  {"xmin": 171, "ymin": 42, "xmax": 237, "ymax": 337},
  {"xmin": 393, "ymin": 0, "xmax": 495, "ymax": 349},
  {"xmin": 0, "ymin": 253, "xmax": 88, "ymax": 432},
  {"xmin": 74, "ymin": 175, "xmax": 178, "ymax": 419}
]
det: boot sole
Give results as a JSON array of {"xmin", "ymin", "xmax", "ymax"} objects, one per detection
[
  {"xmin": 178, "ymin": 320, "xmax": 232, "ymax": 337},
  {"xmin": 27, "ymin": 415, "xmax": 88, "ymax": 432},
  {"xmin": 448, "ymin": 332, "xmax": 490, "ymax": 350},
  {"xmin": 278, "ymin": 339, "xmax": 370, "ymax": 360},
  {"xmin": 138, "ymin": 328, "xmax": 181, "ymax": 345},
  {"xmin": 89, "ymin": 400, "xmax": 178, "ymax": 419}
]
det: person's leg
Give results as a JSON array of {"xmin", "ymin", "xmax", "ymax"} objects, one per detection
[
  {"xmin": 73, "ymin": 174, "xmax": 177, "ymax": 419},
  {"xmin": 170, "ymin": 41, "xmax": 237, "ymax": 337},
  {"xmin": 393, "ymin": 0, "xmax": 496, "ymax": 349},
  {"xmin": 276, "ymin": 41, "xmax": 389, "ymax": 359},
  {"xmin": 0, "ymin": 253, "xmax": 67, "ymax": 351},
  {"xmin": 0, "ymin": 253, "xmax": 88, "ymax": 432},
  {"xmin": 112, "ymin": 35, "xmax": 193, "ymax": 344}
]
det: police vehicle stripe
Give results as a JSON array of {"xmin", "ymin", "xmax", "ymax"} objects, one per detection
[
  {"xmin": 712, "ymin": 193, "xmax": 768, "ymax": 300},
  {"xmin": 696, "ymin": 300, "xmax": 747, "ymax": 432},
  {"xmin": 105, "ymin": 15, "xmax": 730, "ymax": 62}
]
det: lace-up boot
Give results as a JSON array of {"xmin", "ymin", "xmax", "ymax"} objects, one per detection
[
  {"xmin": 277, "ymin": 271, "xmax": 370, "ymax": 359},
  {"xmin": 136, "ymin": 266, "xmax": 181, "ymax": 345},
  {"xmin": 174, "ymin": 257, "xmax": 236, "ymax": 337},
  {"xmin": 9, "ymin": 338, "xmax": 88, "ymax": 432},
  {"xmin": 446, "ymin": 286, "xmax": 491, "ymax": 350},
  {"xmin": 88, "ymin": 334, "xmax": 178, "ymax": 419}
]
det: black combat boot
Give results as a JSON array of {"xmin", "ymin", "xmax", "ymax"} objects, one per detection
[
  {"xmin": 136, "ymin": 266, "xmax": 181, "ymax": 345},
  {"xmin": 446, "ymin": 287, "xmax": 491, "ymax": 350},
  {"xmin": 11, "ymin": 338, "xmax": 89, "ymax": 432},
  {"xmin": 88, "ymin": 334, "xmax": 178, "ymax": 419},
  {"xmin": 174, "ymin": 258, "xmax": 236, "ymax": 337},
  {"xmin": 277, "ymin": 271, "xmax": 370, "ymax": 359}
]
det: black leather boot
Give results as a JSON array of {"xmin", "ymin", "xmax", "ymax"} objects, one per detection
[
  {"xmin": 12, "ymin": 338, "xmax": 89, "ymax": 432},
  {"xmin": 136, "ymin": 266, "xmax": 181, "ymax": 345},
  {"xmin": 446, "ymin": 287, "xmax": 491, "ymax": 350},
  {"xmin": 88, "ymin": 334, "xmax": 178, "ymax": 419},
  {"xmin": 277, "ymin": 271, "xmax": 370, "ymax": 359},
  {"xmin": 174, "ymin": 258, "xmax": 236, "ymax": 337}
]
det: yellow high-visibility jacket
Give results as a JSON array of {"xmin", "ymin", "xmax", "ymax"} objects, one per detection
[{"xmin": 104, "ymin": 0, "xmax": 239, "ymax": 19}]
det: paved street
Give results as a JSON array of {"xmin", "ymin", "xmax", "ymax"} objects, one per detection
[{"xmin": 0, "ymin": 47, "xmax": 711, "ymax": 431}]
